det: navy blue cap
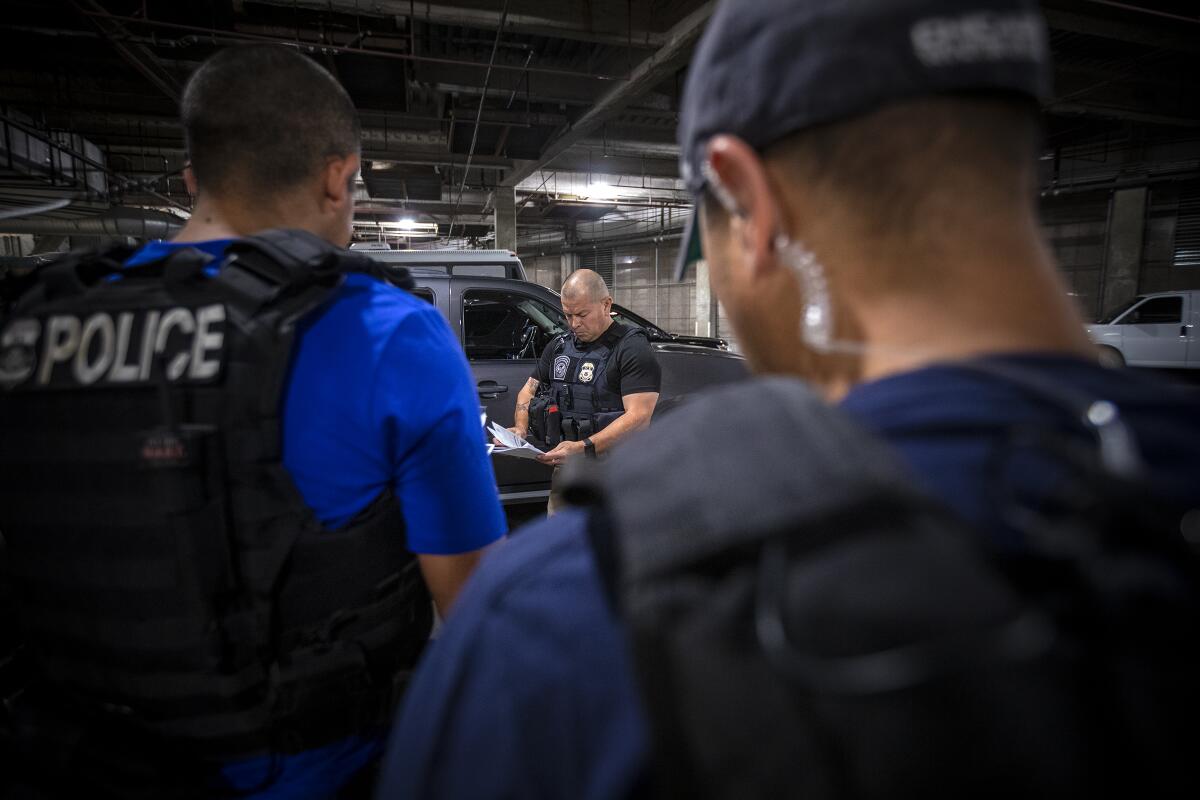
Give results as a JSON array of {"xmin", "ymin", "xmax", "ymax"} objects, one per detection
[{"xmin": 674, "ymin": 0, "xmax": 1052, "ymax": 281}]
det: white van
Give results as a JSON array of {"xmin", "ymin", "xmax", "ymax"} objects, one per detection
[{"xmin": 1087, "ymin": 290, "xmax": 1199, "ymax": 369}]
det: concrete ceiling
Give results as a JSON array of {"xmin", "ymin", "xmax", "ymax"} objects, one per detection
[{"xmin": 0, "ymin": 0, "xmax": 1197, "ymax": 246}]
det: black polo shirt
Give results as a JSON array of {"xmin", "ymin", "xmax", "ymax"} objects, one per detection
[{"xmin": 532, "ymin": 322, "xmax": 661, "ymax": 397}]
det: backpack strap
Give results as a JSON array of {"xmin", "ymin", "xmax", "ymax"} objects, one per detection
[{"xmin": 208, "ymin": 228, "xmax": 409, "ymax": 311}]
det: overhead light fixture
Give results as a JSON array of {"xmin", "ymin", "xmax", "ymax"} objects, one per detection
[
  {"xmin": 584, "ymin": 179, "xmax": 621, "ymax": 201},
  {"xmin": 357, "ymin": 218, "xmax": 439, "ymax": 237}
]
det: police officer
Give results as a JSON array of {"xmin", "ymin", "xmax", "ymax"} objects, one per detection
[
  {"xmin": 379, "ymin": 1, "xmax": 1200, "ymax": 798},
  {"xmin": 0, "ymin": 46, "xmax": 505, "ymax": 798},
  {"xmin": 503, "ymin": 269, "xmax": 660, "ymax": 512}
]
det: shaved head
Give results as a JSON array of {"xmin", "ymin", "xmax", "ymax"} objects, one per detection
[
  {"xmin": 561, "ymin": 269, "xmax": 610, "ymax": 303},
  {"xmin": 560, "ymin": 269, "xmax": 614, "ymax": 343}
]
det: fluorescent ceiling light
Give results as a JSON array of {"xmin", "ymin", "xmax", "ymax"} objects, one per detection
[{"xmin": 585, "ymin": 180, "xmax": 621, "ymax": 201}]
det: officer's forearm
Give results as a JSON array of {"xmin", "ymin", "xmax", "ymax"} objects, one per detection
[
  {"xmin": 590, "ymin": 396, "xmax": 656, "ymax": 454},
  {"xmin": 512, "ymin": 382, "xmax": 537, "ymax": 433}
]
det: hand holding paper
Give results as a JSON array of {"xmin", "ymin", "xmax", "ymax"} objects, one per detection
[{"xmin": 487, "ymin": 422, "xmax": 545, "ymax": 459}]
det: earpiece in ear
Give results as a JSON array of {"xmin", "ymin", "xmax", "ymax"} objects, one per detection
[{"xmin": 776, "ymin": 235, "xmax": 833, "ymax": 352}]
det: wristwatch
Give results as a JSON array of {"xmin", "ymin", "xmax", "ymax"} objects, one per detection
[{"xmin": 583, "ymin": 437, "xmax": 597, "ymax": 459}]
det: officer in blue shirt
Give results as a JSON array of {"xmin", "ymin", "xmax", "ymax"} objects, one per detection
[
  {"xmin": 163, "ymin": 46, "xmax": 506, "ymax": 798},
  {"xmin": 377, "ymin": 1, "xmax": 1200, "ymax": 798},
  {"xmin": 1, "ymin": 46, "xmax": 504, "ymax": 798}
]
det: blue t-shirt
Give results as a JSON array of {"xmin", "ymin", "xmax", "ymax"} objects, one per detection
[
  {"xmin": 126, "ymin": 239, "xmax": 507, "ymax": 798},
  {"xmin": 377, "ymin": 355, "xmax": 1200, "ymax": 800}
]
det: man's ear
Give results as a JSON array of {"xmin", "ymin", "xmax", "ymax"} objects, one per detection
[
  {"xmin": 322, "ymin": 152, "xmax": 360, "ymax": 209},
  {"xmin": 706, "ymin": 135, "xmax": 779, "ymax": 280},
  {"xmin": 183, "ymin": 164, "xmax": 198, "ymax": 197}
]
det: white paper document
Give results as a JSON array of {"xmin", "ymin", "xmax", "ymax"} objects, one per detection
[{"xmin": 487, "ymin": 422, "xmax": 545, "ymax": 459}]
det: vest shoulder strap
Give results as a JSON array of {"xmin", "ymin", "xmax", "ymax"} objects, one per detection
[
  {"xmin": 212, "ymin": 228, "xmax": 413, "ymax": 314},
  {"xmin": 562, "ymin": 376, "xmax": 920, "ymax": 583}
]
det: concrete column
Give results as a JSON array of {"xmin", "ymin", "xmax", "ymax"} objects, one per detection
[
  {"xmin": 694, "ymin": 260, "xmax": 718, "ymax": 337},
  {"xmin": 493, "ymin": 186, "xmax": 517, "ymax": 252},
  {"xmin": 558, "ymin": 252, "xmax": 573, "ymax": 289},
  {"xmin": 1100, "ymin": 186, "xmax": 1148, "ymax": 315}
]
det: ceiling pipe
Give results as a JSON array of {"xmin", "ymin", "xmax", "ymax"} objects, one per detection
[
  {"xmin": 74, "ymin": 9, "xmax": 624, "ymax": 81},
  {"xmin": 0, "ymin": 208, "xmax": 184, "ymax": 238}
]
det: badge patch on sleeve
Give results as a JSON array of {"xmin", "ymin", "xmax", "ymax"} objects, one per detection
[{"xmin": 553, "ymin": 355, "xmax": 570, "ymax": 381}]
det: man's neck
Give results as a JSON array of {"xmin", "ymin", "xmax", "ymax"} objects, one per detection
[
  {"xmin": 814, "ymin": 224, "xmax": 1095, "ymax": 399},
  {"xmin": 172, "ymin": 197, "xmax": 241, "ymax": 243},
  {"xmin": 172, "ymin": 195, "xmax": 324, "ymax": 244}
]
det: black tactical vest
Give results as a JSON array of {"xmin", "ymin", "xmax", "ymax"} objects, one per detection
[
  {"xmin": 534, "ymin": 324, "xmax": 646, "ymax": 442},
  {"xmin": 0, "ymin": 230, "xmax": 432, "ymax": 786},
  {"xmin": 563, "ymin": 375, "xmax": 1200, "ymax": 800}
]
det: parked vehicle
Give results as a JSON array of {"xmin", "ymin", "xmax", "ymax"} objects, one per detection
[
  {"xmin": 360, "ymin": 247, "xmax": 528, "ymax": 280},
  {"xmin": 609, "ymin": 305, "xmax": 731, "ymax": 351},
  {"xmin": 398, "ymin": 272, "xmax": 749, "ymax": 504},
  {"xmin": 1087, "ymin": 290, "xmax": 1199, "ymax": 369}
]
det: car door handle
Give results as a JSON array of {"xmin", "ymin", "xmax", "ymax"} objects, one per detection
[
  {"xmin": 1183, "ymin": 324, "xmax": 1194, "ymax": 338},
  {"xmin": 477, "ymin": 380, "xmax": 509, "ymax": 398}
]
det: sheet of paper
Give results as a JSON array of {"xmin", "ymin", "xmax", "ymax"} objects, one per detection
[
  {"xmin": 490, "ymin": 445, "xmax": 545, "ymax": 460},
  {"xmin": 488, "ymin": 421, "xmax": 545, "ymax": 457}
]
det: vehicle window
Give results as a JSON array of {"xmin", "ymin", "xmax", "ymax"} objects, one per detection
[
  {"xmin": 409, "ymin": 287, "xmax": 435, "ymax": 305},
  {"xmin": 1120, "ymin": 296, "xmax": 1183, "ymax": 325},
  {"xmin": 452, "ymin": 264, "xmax": 509, "ymax": 279},
  {"xmin": 463, "ymin": 289, "xmax": 566, "ymax": 360},
  {"xmin": 1097, "ymin": 296, "xmax": 1142, "ymax": 324}
]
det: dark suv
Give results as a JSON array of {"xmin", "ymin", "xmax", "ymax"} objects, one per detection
[{"xmin": 405, "ymin": 273, "xmax": 748, "ymax": 505}]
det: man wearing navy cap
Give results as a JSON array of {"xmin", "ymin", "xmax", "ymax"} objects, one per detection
[{"xmin": 377, "ymin": 1, "xmax": 1200, "ymax": 797}]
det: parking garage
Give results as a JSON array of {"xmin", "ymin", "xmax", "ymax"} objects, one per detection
[{"xmin": 1, "ymin": 1, "xmax": 1199, "ymax": 798}]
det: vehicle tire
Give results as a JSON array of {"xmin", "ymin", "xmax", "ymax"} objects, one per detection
[{"xmin": 1097, "ymin": 346, "xmax": 1125, "ymax": 369}]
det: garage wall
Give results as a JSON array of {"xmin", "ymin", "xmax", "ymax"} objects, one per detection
[
  {"xmin": 1139, "ymin": 181, "xmax": 1200, "ymax": 296},
  {"xmin": 522, "ymin": 254, "xmax": 565, "ymax": 292},
  {"xmin": 1040, "ymin": 191, "xmax": 1111, "ymax": 321},
  {"xmin": 1038, "ymin": 179, "xmax": 1200, "ymax": 321},
  {"xmin": 606, "ymin": 240, "xmax": 697, "ymax": 336}
]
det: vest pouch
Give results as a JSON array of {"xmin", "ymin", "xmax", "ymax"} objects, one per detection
[
  {"xmin": 528, "ymin": 395, "xmax": 550, "ymax": 441},
  {"xmin": 270, "ymin": 491, "xmax": 430, "ymax": 752}
]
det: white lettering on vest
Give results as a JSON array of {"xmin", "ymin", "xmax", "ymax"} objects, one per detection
[
  {"xmin": 38, "ymin": 315, "xmax": 81, "ymax": 385},
  {"xmin": 189, "ymin": 305, "xmax": 225, "ymax": 380},
  {"xmin": 137, "ymin": 309, "xmax": 161, "ymax": 381},
  {"xmin": 155, "ymin": 307, "xmax": 195, "ymax": 381},
  {"xmin": 107, "ymin": 312, "xmax": 141, "ymax": 383},
  {"xmin": 73, "ymin": 313, "xmax": 116, "ymax": 385}
]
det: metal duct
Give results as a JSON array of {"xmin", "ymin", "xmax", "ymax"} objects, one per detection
[{"xmin": 0, "ymin": 209, "xmax": 184, "ymax": 238}]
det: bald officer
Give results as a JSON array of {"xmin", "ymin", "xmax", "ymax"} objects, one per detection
[{"xmin": 504, "ymin": 269, "xmax": 660, "ymax": 512}]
